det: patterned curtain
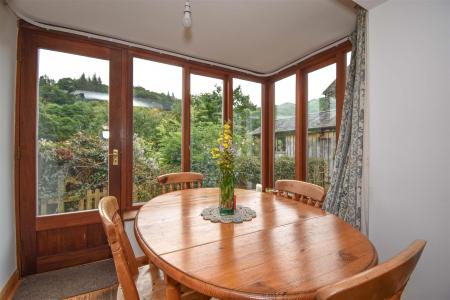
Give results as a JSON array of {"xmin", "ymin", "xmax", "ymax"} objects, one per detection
[{"xmin": 323, "ymin": 7, "xmax": 367, "ymax": 230}]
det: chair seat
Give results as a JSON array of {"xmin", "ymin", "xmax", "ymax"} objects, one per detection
[
  {"xmin": 117, "ymin": 264, "xmax": 165, "ymax": 300},
  {"xmin": 117, "ymin": 264, "xmax": 209, "ymax": 300}
]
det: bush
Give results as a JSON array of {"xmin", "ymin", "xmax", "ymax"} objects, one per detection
[
  {"xmin": 274, "ymin": 155, "xmax": 296, "ymax": 181},
  {"xmin": 307, "ymin": 158, "xmax": 329, "ymax": 189},
  {"xmin": 274, "ymin": 155, "xmax": 329, "ymax": 189},
  {"xmin": 133, "ymin": 135, "xmax": 179, "ymax": 202},
  {"xmin": 38, "ymin": 134, "xmax": 109, "ymax": 213},
  {"xmin": 235, "ymin": 154, "xmax": 261, "ymax": 189}
]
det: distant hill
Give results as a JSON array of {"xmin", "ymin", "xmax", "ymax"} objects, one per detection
[
  {"xmin": 275, "ymin": 97, "xmax": 337, "ymax": 119},
  {"xmin": 133, "ymin": 86, "xmax": 180, "ymax": 110},
  {"xmin": 275, "ymin": 103, "xmax": 296, "ymax": 119},
  {"xmin": 308, "ymin": 97, "xmax": 336, "ymax": 113}
]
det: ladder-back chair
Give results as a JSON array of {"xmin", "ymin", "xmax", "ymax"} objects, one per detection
[
  {"xmin": 316, "ymin": 240, "xmax": 426, "ymax": 300},
  {"xmin": 274, "ymin": 179, "xmax": 326, "ymax": 208},
  {"xmin": 99, "ymin": 196, "xmax": 208, "ymax": 300},
  {"xmin": 157, "ymin": 172, "xmax": 204, "ymax": 194}
]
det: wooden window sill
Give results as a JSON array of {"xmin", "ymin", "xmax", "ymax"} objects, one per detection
[{"xmin": 123, "ymin": 209, "xmax": 139, "ymax": 221}]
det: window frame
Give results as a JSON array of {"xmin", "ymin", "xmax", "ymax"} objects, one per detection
[
  {"xmin": 15, "ymin": 20, "xmax": 350, "ymax": 275},
  {"xmin": 266, "ymin": 42, "xmax": 351, "ymax": 187},
  {"xmin": 231, "ymin": 78, "xmax": 264, "ymax": 189}
]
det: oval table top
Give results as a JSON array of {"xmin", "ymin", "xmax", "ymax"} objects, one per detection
[{"xmin": 135, "ymin": 188, "xmax": 377, "ymax": 300}]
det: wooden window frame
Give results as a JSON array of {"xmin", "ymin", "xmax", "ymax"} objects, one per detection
[
  {"xmin": 265, "ymin": 41, "xmax": 351, "ymax": 188},
  {"xmin": 15, "ymin": 20, "xmax": 350, "ymax": 274}
]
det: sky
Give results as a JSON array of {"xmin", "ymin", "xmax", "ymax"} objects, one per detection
[
  {"xmin": 39, "ymin": 49, "xmax": 110, "ymax": 84},
  {"xmin": 39, "ymin": 49, "xmax": 344, "ymax": 107},
  {"xmin": 307, "ymin": 64, "xmax": 336, "ymax": 101}
]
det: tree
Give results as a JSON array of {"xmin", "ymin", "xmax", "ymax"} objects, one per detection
[
  {"xmin": 39, "ymin": 101, "xmax": 107, "ymax": 141},
  {"xmin": 39, "ymin": 75, "xmax": 77, "ymax": 105},
  {"xmin": 57, "ymin": 77, "xmax": 76, "ymax": 93},
  {"xmin": 78, "ymin": 73, "xmax": 87, "ymax": 89},
  {"xmin": 191, "ymin": 86, "xmax": 223, "ymax": 122}
]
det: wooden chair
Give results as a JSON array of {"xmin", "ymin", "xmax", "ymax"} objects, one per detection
[
  {"xmin": 274, "ymin": 179, "xmax": 326, "ymax": 208},
  {"xmin": 316, "ymin": 240, "xmax": 427, "ymax": 300},
  {"xmin": 157, "ymin": 172, "xmax": 204, "ymax": 194},
  {"xmin": 99, "ymin": 196, "xmax": 208, "ymax": 300}
]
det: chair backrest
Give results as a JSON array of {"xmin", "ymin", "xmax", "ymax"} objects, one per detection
[
  {"xmin": 274, "ymin": 179, "xmax": 326, "ymax": 208},
  {"xmin": 316, "ymin": 240, "xmax": 427, "ymax": 300},
  {"xmin": 157, "ymin": 172, "xmax": 204, "ymax": 194},
  {"xmin": 99, "ymin": 196, "xmax": 140, "ymax": 300}
]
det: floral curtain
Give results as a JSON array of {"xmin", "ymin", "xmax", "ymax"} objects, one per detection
[{"xmin": 323, "ymin": 7, "xmax": 367, "ymax": 230}]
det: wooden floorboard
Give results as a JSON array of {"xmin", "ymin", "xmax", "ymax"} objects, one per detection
[{"xmin": 64, "ymin": 285, "xmax": 118, "ymax": 300}]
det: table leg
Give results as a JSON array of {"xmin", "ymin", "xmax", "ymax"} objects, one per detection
[{"xmin": 165, "ymin": 274, "xmax": 181, "ymax": 300}]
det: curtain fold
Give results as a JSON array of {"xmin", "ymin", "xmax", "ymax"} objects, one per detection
[{"xmin": 323, "ymin": 7, "xmax": 367, "ymax": 230}]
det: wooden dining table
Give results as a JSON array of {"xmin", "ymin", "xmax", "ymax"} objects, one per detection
[{"xmin": 135, "ymin": 188, "xmax": 377, "ymax": 300}]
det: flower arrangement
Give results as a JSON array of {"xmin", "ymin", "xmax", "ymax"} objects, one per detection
[
  {"xmin": 211, "ymin": 121, "xmax": 235, "ymax": 215},
  {"xmin": 211, "ymin": 121, "xmax": 234, "ymax": 173}
]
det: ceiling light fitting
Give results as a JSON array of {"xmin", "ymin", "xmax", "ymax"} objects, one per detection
[{"xmin": 183, "ymin": 0, "xmax": 192, "ymax": 28}]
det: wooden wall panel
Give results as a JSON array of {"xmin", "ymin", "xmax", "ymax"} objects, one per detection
[
  {"xmin": 87, "ymin": 223, "xmax": 109, "ymax": 248},
  {"xmin": 60, "ymin": 226, "xmax": 88, "ymax": 253},
  {"xmin": 37, "ymin": 245, "xmax": 111, "ymax": 273},
  {"xmin": 37, "ymin": 230, "xmax": 59, "ymax": 257},
  {"xmin": 36, "ymin": 223, "xmax": 110, "ymax": 272}
]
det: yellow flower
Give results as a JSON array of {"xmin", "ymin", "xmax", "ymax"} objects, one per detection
[{"xmin": 211, "ymin": 121, "xmax": 234, "ymax": 167}]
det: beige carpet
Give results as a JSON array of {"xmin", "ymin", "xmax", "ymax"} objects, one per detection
[{"xmin": 13, "ymin": 259, "xmax": 117, "ymax": 300}]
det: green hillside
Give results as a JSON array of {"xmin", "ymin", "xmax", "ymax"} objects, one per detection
[{"xmin": 275, "ymin": 97, "xmax": 336, "ymax": 119}]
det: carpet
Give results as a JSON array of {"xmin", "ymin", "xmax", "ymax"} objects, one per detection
[{"xmin": 13, "ymin": 259, "xmax": 118, "ymax": 300}]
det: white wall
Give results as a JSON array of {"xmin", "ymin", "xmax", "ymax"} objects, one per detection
[
  {"xmin": 0, "ymin": 3, "xmax": 17, "ymax": 290},
  {"xmin": 367, "ymin": 0, "xmax": 450, "ymax": 299}
]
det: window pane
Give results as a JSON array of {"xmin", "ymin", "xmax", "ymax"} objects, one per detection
[
  {"xmin": 37, "ymin": 49, "xmax": 109, "ymax": 215},
  {"xmin": 132, "ymin": 58, "xmax": 182, "ymax": 203},
  {"xmin": 274, "ymin": 74, "xmax": 296, "ymax": 181},
  {"xmin": 233, "ymin": 79, "xmax": 262, "ymax": 189},
  {"xmin": 307, "ymin": 63, "xmax": 336, "ymax": 190},
  {"xmin": 190, "ymin": 74, "xmax": 223, "ymax": 187}
]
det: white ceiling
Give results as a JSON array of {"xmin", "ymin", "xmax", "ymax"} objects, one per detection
[{"xmin": 10, "ymin": 0, "xmax": 356, "ymax": 74}]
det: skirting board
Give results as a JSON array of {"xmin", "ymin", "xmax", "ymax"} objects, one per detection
[{"xmin": 0, "ymin": 270, "xmax": 20, "ymax": 300}]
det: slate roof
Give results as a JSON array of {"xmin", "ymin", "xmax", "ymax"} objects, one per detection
[
  {"xmin": 323, "ymin": 80, "xmax": 336, "ymax": 98},
  {"xmin": 251, "ymin": 109, "xmax": 336, "ymax": 135}
]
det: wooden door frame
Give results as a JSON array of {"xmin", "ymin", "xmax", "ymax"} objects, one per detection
[{"xmin": 15, "ymin": 26, "xmax": 124, "ymax": 275}]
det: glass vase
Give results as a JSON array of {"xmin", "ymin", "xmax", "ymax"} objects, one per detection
[{"xmin": 219, "ymin": 172, "xmax": 234, "ymax": 215}]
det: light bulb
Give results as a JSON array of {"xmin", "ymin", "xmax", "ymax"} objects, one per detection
[
  {"xmin": 183, "ymin": 1, "xmax": 192, "ymax": 28},
  {"xmin": 183, "ymin": 11, "xmax": 192, "ymax": 28}
]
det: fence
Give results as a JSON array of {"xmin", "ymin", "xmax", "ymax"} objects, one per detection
[{"xmin": 39, "ymin": 186, "xmax": 109, "ymax": 215}]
